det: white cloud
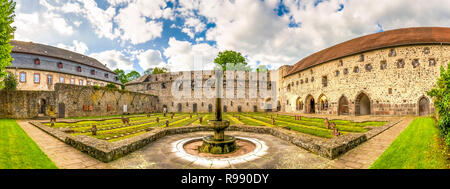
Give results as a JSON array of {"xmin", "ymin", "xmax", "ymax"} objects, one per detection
[
  {"xmin": 56, "ymin": 40, "xmax": 89, "ymax": 54},
  {"xmin": 90, "ymin": 50, "xmax": 134, "ymax": 71},
  {"xmin": 137, "ymin": 49, "xmax": 166, "ymax": 70},
  {"xmin": 163, "ymin": 37, "xmax": 218, "ymax": 72},
  {"xmin": 114, "ymin": 1, "xmax": 164, "ymax": 44}
]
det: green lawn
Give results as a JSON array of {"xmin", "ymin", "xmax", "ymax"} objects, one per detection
[
  {"xmin": 370, "ymin": 117, "xmax": 449, "ymax": 169},
  {"xmin": 0, "ymin": 119, "xmax": 58, "ymax": 169},
  {"xmin": 66, "ymin": 113, "xmax": 147, "ymax": 119}
]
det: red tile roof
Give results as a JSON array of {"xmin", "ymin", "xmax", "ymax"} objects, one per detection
[{"xmin": 285, "ymin": 27, "xmax": 450, "ymax": 77}]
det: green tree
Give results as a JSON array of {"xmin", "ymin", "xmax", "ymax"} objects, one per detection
[
  {"xmin": 256, "ymin": 65, "xmax": 269, "ymax": 72},
  {"xmin": 0, "ymin": 0, "xmax": 16, "ymax": 89},
  {"xmin": 427, "ymin": 63, "xmax": 450, "ymax": 146},
  {"xmin": 152, "ymin": 67, "xmax": 169, "ymax": 74},
  {"xmin": 213, "ymin": 50, "xmax": 249, "ymax": 71},
  {"xmin": 126, "ymin": 71, "xmax": 141, "ymax": 81},
  {"xmin": 3, "ymin": 72, "xmax": 17, "ymax": 90},
  {"xmin": 143, "ymin": 68, "xmax": 153, "ymax": 75}
]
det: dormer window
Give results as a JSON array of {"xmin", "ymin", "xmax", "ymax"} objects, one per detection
[
  {"xmin": 77, "ymin": 66, "xmax": 82, "ymax": 72},
  {"xmin": 105, "ymin": 73, "xmax": 109, "ymax": 78},
  {"xmin": 114, "ymin": 76, "xmax": 119, "ymax": 81},
  {"xmin": 34, "ymin": 58, "xmax": 40, "ymax": 65},
  {"xmin": 91, "ymin": 70, "xmax": 95, "ymax": 75},
  {"xmin": 58, "ymin": 62, "xmax": 63, "ymax": 68}
]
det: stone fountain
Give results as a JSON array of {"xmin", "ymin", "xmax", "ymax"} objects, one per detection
[{"xmin": 198, "ymin": 70, "xmax": 237, "ymax": 154}]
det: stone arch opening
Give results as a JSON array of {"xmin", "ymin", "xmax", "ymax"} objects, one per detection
[
  {"xmin": 253, "ymin": 105, "xmax": 258, "ymax": 112},
  {"xmin": 193, "ymin": 103, "xmax": 198, "ymax": 113},
  {"xmin": 305, "ymin": 95, "xmax": 315, "ymax": 114},
  {"xmin": 338, "ymin": 95, "xmax": 349, "ymax": 115},
  {"xmin": 318, "ymin": 94, "xmax": 328, "ymax": 111},
  {"xmin": 162, "ymin": 104, "xmax": 168, "ymax": 113},
  {"xmin": 177, "ymin": 103, "xmax": 182, "ymax": 112},
  {"xmin": 277, "ymin": 101, "xmax": 281, "ymax": 111},
  {"xmin": 238, "ymin": 106, "xmax": 242, "ymax": 112},
  {"xmin": 39, "ymin": 99, "xmax": 47, "ymax": 114},
  {"xmin": 418, "ymin": 96, "xmax": 430, "ymax": 116},
  {"xmin": 355, "ymin": 92, "xmax": 371, "ymax": 115},
  {"xmin": 223, "ymin": 105, "xmax": 228, "ymax": 113},
  {"xmin": 296, "ymin": 97, "xmax": 303, "ymax": 111},
  {"xmin": 208, "ymin": 104, "xmax": 213, "ymax": 113}
]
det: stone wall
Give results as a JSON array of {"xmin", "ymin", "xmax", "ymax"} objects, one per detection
[
  {"xmin": 281, "ymin": 44, "xmax": 449, "ymax": 116},
  {"xmin": 0, "ymin": 83, "xmax": 158, "ymax": 118},
  {"xmin": 126, "ymin": 70, "xmax": 280, "ymax": 113},
  {"xmin": 0, "ymin": 90, "xmax": 55, "ymax": 119}
]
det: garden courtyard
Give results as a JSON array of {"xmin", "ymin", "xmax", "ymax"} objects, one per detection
[{"xmin": 2, "ymin": 112, "xmax": 448, "ymax": 169}]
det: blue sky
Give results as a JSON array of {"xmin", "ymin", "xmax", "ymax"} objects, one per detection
[{"xmin": 13, "ymin": 0, "xmax": 450, "ymax": 74}]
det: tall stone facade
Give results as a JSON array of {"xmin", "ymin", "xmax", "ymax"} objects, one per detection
[
  {"xmin": 0, "ymin": 84, "xmax": 158, "ymax": 119},
  {"xmin": 281, "ymin": 44, "xmax": 449, "ymax": 116}
]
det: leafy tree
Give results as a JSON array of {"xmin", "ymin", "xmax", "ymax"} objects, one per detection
[
  {"xmin": 428, "ymin": 63, "xmax": 450, "ymax": 146},
  {"xmin": 256, "ymin": 65, "xmax": 269, "ymax": 72},
  {"xmin": 0, "ymin": 0, "xmax": 16, "ymax": 89},
  {"xmin": 3, "ymin": 72, "xmax": 17, "ymax": 90},
  {"xmin": 213, "ymin": 50, "xmax": 249, "ymax": 71},
  {"xmin": 126, "ymin": 71, "xmax": 141, "ymax": 81},
  {"xmin": 143, "ymin": 68, "xmax": 153, "ymax": 75},
  {"xmin": 152, "ymin": 67, "xmax": 169, "ymax": 74},
  {"xmin": 105, "ymin": 83, "xmax": 118, "ymax": 90}
]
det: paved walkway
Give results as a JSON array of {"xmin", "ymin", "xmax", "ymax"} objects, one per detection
[
  {"xmin": 325, "ymin": 117, "xmax": 414, "ymax": 169},
  {"xmin": 16, "ymin": 116, "xmax": 413, "ymax": 169},
  {"xmin": 17, "ymin": 120, "xmax": 109, "ymax": 169}
]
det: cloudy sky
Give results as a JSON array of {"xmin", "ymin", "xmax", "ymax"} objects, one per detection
[{"xmin": 13, "ymin": 0, "xmax": 450, "ymax": 74}]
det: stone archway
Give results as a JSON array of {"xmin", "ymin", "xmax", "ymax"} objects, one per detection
[
  {"xmin": 338, "ymin": 95, "xmax": 349, "ymax": 115},
  {"xmin": 318, "ymin": 94, "xmax": 328, "ymax": 111},
  {"xmin": 355, "ymin": 92, "xmax": 371, "ymax": 115},
  {"xmin": 193, "ymin": 103, "xmax": 198, "ymax": 113},
  {"xmin": 177, "ymin": 103, "xmax": 182, "ymax": 112},
  {"xmin": 39, "ymin": 99, "xmax": 47, "ymax": 114},
  {"xmin": 296, "ymin": 97, "xmax": 303, "ymax": 111},
  {"xmin": 305, "ymin": 95, "xmax": 315, "ymax": 114},
  {"xmin": 276, "ymin": 101, "xmax": 281, "ymax": 111},
  {"xmin": 208, "ymin": 104, "xmax": 213, "ymax": 113},
  {"xmin": 253, "ymin": 105, "xmax": 258, "ymax": 112},
  {"xmin": 418, "ymin": 96, "xmax": 430, "ymax": 116},
  {"xmin": 237, "ymin": 106, "xmax": 242, "ymax": 112},
  {"xmin": 223, "ymin": 105, "xmax": 228, "ymax": 113}
]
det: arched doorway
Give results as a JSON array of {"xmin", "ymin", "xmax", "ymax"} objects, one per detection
[
  {"xmin": 305, "ymin": 95, "xmax": 315, "ymax": 113},
  {"xmin": 318, "ymin": 94, "xmax": 328, "ymax": 111},
  {"xmin": 355, "ymin": 93, "xmax": 371, "ymax": 115},
  {"xmin": 208, "ymin": 104, "xmax": 213, "ymax": 113},
  {"xmin": 237, "ymin": 106, "xmax": 242, "ymax": 112},
  {"xmin": 276, "ymin": 101, "xmax": 281, "ymax": 111},
  {"xmin": 162, "ymin": 104, "xmax": 168, "ymax": 113},
  {"xmin": 39, "ymin": 99, "xmax": 47, "ymax": 114},
  {"xmin": 177, "ymin": 103, "xmax": 182, "ymax": 112},
  {"xmin": 418, "ymin": 97, "xmax": 430, "ymax": 116},
  {"xmin": 338, "ymin": 96, "xmax": 349, "ymax": 115},
  {"xmin": 253, "ymin": 105, "xmax": 258, "ymax": 112},
  {"xmin": 223, "ymin": 105, "xmax": 228, "ymax": 112},
  {"xmin": 296, "ymin": 97, "xmax": 303, "ymax": 111},
  {"xmin": 193, "ymin": 103, "xmax": 198, "ymax": 113}
]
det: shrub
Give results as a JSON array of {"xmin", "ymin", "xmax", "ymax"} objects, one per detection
[
  {"xmin": 428, "ymin": 62, "xmax": 450, "ymax": 146},
  {"xmin": 3, "ymin": 72, "xmax": 17, "ymax": 90},
  {"xmin": 105, "ymin": 83, "xmax": 118, "ymax": 89}
]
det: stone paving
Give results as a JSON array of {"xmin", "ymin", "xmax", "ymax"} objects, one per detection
[
  {"xmin": 17, "ymin": 120, "xmax": 109, "ymax": 169},
  {"xmin": 108, "ymin": 131, "xmax": 332, "ymax": 169},
  {"xmin": 324, "ymin": 117, "xmax": 414, "ymax": 169},
  {"xmin": 16, "ymin": 116, "xmax": 412, "ymax": 169}
]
